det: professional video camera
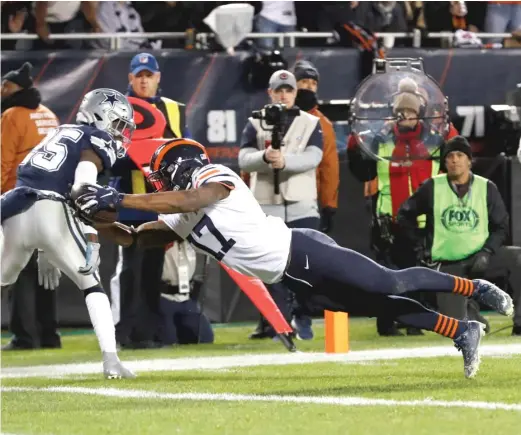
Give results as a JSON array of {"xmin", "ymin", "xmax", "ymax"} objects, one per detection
[
  {"xmin": 251, "ymin": 103, "xmax": 300, "ymax": 127},
  {"xmin": 250, "ymin": 103, "xmax": 300, "ymax": 194}
]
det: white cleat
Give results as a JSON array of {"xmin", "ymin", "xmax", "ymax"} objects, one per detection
[{"xmin": 102, "ymin": 352, "xmax": 136, "ymax": 379}]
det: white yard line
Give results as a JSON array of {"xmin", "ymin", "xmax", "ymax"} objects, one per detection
[
  {"xmin": 2, "ymin": 343, "xmax": 521, "ymax": 379},
  {"xmin": 2, "ymin": 386, "xmax": 521, "ymax": 412}
]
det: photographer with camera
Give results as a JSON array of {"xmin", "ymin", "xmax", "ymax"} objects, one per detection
[{"xmin": 238, "ymin": 70, "xmax": 323, "ymax": 341}]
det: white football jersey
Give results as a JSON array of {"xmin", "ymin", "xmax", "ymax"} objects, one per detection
[{"xmin": 160, "ymin": 164, "xmax": 292, "ymax": 284}]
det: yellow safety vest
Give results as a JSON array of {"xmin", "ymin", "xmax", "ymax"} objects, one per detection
[{"xmin": 376, "ymin": 141, "xmax": 440, "ymax": 228}]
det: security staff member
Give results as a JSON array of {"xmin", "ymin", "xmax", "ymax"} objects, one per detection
[
  {"xmin": 159, "ymin": 241, "xmax": 214, "ymax": 345},
  {"xmin": 110, "ymin": 52, "xmax": 189, "ymax": 349},
  {"xmin": 1, "ymin": 62, "xmax": 61, "ymax": 350},
  {"xmin": 398, "ymin": 136, "xmax": 520, "ymax": 335},
  {"xmin": 347, "ymin": 78, "xmax": 459, "ymax": 336},
  {"xmin": 238, "ymin": 69, "xmax": 323, "ymax": 341},
  {"xmin": 293, "ymin": 60, "xmax": 339, "ymax": 233},
  {"xmin": 293, "ymin": 60, "xmax": 339, "ymax": 338}
]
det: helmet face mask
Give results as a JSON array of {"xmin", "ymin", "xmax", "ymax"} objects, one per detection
[
  {"xmin": 147, "ymin": 140, "xmax": 210, "ymax": 192},
  {"xmin": 109, "ymin": 113, "xmax": 135, "ymax": 146},
  {"xmin": 76, "ymin": 88, "xmax": 136, "ymax": 155}
]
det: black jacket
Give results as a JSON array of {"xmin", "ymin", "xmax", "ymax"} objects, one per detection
[{"xmin": 396, "ymin": 174, "xmax": 509, "ymax": 257}]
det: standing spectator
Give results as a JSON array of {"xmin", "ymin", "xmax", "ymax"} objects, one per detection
[
  {"xmin": 31, "ymin": 1, "xmax": 101, "ymax": 49},
  {"xmin": 424, "ymin": 1, "xmax": 486, "ymax": 33},
  {"xmin": 1, "ymin": 62, "xmax": 61, "ymax": 350},
  {"xmin": 355, "ymin": 1, "xmax": 408, "ymax": 33},
  {"xmin": 1, "ymin": 2, "xmax": 30, "ymax": 51},
  {"xmin": 110, "ymin": 53, "xmax": 189, "ymax": 349},
  {"xmin": 484, "ymin": 1, "xmax": 521, "ymax": 43},
  {"xmin": 239, "ymin": 70, "xmax": 323, "ymax": 341},
  {"xmin": 293, "ymin": 61, "xmax": 339, "ymax": 237},
  {"xmin": 94, "ymin": 1, "xmax": 148, "ymax": 50},
  {"xmin": 255, "ymin": 1, "xmax": 296, "ymax": 49}
]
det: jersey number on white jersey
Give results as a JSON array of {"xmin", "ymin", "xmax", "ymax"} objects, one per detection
[
  {"xmin": 20, "ymin": 128, "xmax": 84, "ymax": 172},
  {"xmin": 187, "ymin": 215, "xmax": 236, "ymax": 261}
]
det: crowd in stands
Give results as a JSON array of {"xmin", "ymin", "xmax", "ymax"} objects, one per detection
[{"xmin": 2, "ymin": 1, "xmax": 521, "ymax": 51}]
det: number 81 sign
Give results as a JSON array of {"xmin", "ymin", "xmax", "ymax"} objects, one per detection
[{"xmin": 206, "ymin": 110, "xmax": 237, "ymax": 143}]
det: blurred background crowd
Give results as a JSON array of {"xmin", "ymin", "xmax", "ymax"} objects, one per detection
[{"xmin": 2, "ymin": 1, "xmax": 521, "ymax": 51}]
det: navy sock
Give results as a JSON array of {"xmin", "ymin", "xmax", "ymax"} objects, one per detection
[{"xmin": 392, "ymin": 269, "xmax": 476, "ymax": 296}]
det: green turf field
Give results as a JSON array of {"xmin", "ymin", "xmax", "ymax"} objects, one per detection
[{"xmin": 2, "ymin": 316, "xmax": 521, "ymax": 435}]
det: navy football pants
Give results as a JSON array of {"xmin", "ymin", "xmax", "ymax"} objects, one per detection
[{"xmin": 281, "ymin": 229, "xmax": 469, "ymax": 324}]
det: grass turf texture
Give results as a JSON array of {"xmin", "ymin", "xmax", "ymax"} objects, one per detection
[{"xmin": 2, "ymin": 316, "xmax": 521, "ymax": 435}]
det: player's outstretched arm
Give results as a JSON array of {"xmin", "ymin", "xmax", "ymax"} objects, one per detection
[
  {"xmin": 122, "ymin": 183, "xmax": 230, "ymax": 214},
  {"xmin": 95, "ymin": 221, "xmax": 182, "ymax": 249},
  {"xmin": 74, "ymin": 182, "xmax": 231, "ymax": 218}
]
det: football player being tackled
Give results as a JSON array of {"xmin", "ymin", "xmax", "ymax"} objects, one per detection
[
  {"xmin": 74, "ymin": 138, "xmax": 514, "ymax": 379},
  {"xmin": 1, "ymin": 88, "xmax": 135, "ymax": 379}
]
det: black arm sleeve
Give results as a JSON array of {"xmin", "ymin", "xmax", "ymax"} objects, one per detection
[
  {"xmin": 347, "ymin": 147, "xmax": 377, "ymax": 182},
  {"xmin": 396, "ymin": 179, "xmax": 434, "ymax": 243},
  {"xmin": 483, "ymin": 181, "xmax": 509, "ymax": 254}
]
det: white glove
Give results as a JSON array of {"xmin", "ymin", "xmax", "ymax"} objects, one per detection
[
  {"xmin": 78, "ymin": 241, "xmax": 101, "ymax": 275},
  {"xmin": 37, "ymin": 250, "xmax": 61, "ymax": 290},
  {"xmin": 517, "ymin": 137, "xmax": 521, "ymax": 164}
]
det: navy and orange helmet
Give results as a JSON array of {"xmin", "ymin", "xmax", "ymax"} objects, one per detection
[{"xmin": 147, "ymin": 138, "xmax": 210, "ymax": 192}]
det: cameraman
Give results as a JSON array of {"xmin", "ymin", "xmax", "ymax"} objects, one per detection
[{"xmin": 238, "ymin": 70, "xmax": 323, "ymax": 341}]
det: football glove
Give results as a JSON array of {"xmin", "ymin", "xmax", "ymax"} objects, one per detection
[
  {"xmin": 74, "ymin": 184, "xmax": 123, "ymax": 219},
  {"xmin": 78, "ymin": 241, "xmax": 101, "ymax": 275},
  {"xmin": 37, "ymin": 250, "xmax": 61, "ymax": 290}
]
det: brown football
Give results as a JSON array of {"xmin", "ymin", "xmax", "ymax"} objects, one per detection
[
  {"xmin": 69, "ymin": 183, "xmax": 118, "ymax": 224},
  {"xmin": 91, "ymin": 209, "xmax": 118, "ymax": 224}
]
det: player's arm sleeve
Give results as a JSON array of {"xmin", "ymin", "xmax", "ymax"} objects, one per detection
[
  {"xmin": 84, "ymin": 130, "xmax": 118, "ymax": 171},
  {"xmin": 396, "ymin": 178, "xmax": 433, "ymax": 243},
  {"xmin": 282, "ymin": 121, "xmax": 323, "ymax": 174},
  {"xmin": 0, "ymin": 112, "xmax": 20, "ymax": 193},
  {"xmin": 484, "ymin": 180, "xmax": 509, "ymax": 254},
  {"xmin": 317, "ymin": 118, "xmax": 339, "ymax": 209},
  {"xmin": 238, "ymin": 120, "xmax": 271, "ymax": 173}
]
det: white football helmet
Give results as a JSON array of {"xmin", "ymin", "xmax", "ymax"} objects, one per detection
[{"xmin": 76, "ymin": 88, "xmax": 135, "ymax": 152}]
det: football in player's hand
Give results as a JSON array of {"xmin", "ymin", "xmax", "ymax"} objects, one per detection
[
  {"xmin": 69, "ymin": 183, "xmax": 118, "ymax": 224},
  {"xmin": 89, "ymin": 209, "xmax": 118, "ymax": 224}
]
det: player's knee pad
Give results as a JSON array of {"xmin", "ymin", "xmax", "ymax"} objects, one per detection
[{"xmin": 83, "ymin": 285, "xmax": 106, "ymax": 298}]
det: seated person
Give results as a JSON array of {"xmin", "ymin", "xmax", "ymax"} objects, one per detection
[
  {"xmin": 159, "ymin": 240, "xmax": 214, "ymax": 345},
  {"xmin": 397, "ymin": 136, "xmax": 521, "ymax": 335}
]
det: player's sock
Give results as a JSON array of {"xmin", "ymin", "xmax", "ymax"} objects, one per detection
[
  {"xmin": 84, "ymin": 288, "xmax": 117, "ymax": 353},
  {"xmin": 398, "ymin": 311, "xmax": 468, "ymax": 339},
  {"xmin": 391, "ymin": 267, "xmax": 470, "ymax": 295},
  {"xmin": 451, "ymin": 277, "xmax": 476, "ymax": 297},
  {"xmin": 384, "ymin": 295, "xmax": 469, "ymax": 339}
]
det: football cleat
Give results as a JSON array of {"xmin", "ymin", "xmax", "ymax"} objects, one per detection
[
  {"xmin": 102, "ymin": 352, "xmax": 136, "ymax": 379},
  {"xmin": 472, "ymin": 279, "xmax": 513, "ymax": 317},
  {"xmin": 453, "ymin": 321, "xmax": 486, "ymax": 379}
]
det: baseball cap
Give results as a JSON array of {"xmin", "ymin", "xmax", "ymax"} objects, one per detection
[
  {"xmin": 129, "ymin": 53, "xmax": 160, "ymax": 75},
  {"xmin": 269, "ymin": 70, "xmax": 297, "ymax": 90}
]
